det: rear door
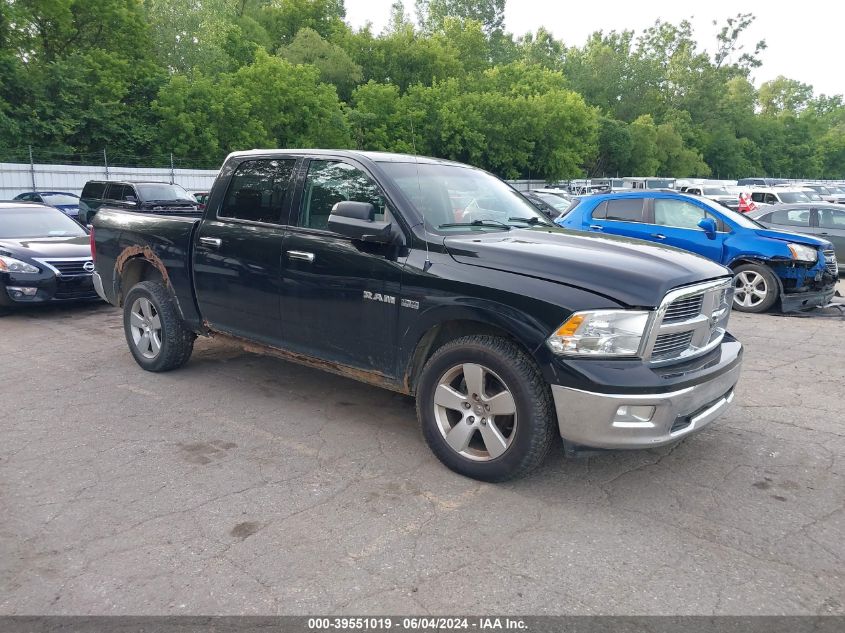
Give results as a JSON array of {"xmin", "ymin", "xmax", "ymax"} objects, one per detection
[
  {"xmin": 192, "ymin": 157, "xmax": 298, "ymax": 345},
  {"xmin": 650, "ymin": 198, "xmax": 725, "ymax": 261},
  {"xmin": 587, "ymin": 197, "xmax": 651, "ymax": 240},
  {"xmin": 279, "ymin": 157, "xmax": 405, "ymax": 375}
]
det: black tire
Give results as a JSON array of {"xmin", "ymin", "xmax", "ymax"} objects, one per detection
[
  {"xmin": 416, "ymin": 335, "xmax": 556, "ymax": 482},
  {"xmin": 123, "ymin": 281, "xmax": 195, "ymax": 372},
  {"xmin": 732, "ymin": 263, "xmax": 779, "ymax": 313}
]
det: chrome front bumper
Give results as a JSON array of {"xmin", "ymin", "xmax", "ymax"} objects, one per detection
[
  {"xmin": 551, "ymin": 362, "xmax": 741, "ymax": 449},
  {"xmin": 92, "ymin": 271, "xmax": 108, "ymax": 302}
]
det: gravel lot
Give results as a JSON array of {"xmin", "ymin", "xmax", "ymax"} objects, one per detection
[{"xmin": 1, "ymin": 289, "xmax": 843, "ymax": 616}]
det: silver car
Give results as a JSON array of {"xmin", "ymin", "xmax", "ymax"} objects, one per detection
[{"xmin": 749, "ymin": 203, "xmax": 844, "ymax": 267}]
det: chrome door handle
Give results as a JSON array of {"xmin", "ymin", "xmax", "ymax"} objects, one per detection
[
  {"xmin": 589, "ymin": 225, "xmax": 603, "ymax": 230},
  {"xmin": 651, "ymin": 233, "xmax": 667, "ymax": 240},
  {"xmin": 199, "ymin": 237, "xmax": 222, "ymax": 248},
  {"xmin": 287, "ymin": 250, "xmax": 315, "ymax": 263}
]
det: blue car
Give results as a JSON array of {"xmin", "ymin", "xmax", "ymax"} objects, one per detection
[
  {"xmin": 13, "ymin": 191, "xmax": 81, "ymax": 219},
  {"xmin": 557, "ymin": 191, "xmax": 838, "ymax": 312}
]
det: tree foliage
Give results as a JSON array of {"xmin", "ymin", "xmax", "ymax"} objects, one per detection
[{"xmin": 1, "ymin": 1, "xmax": 843, "ymax": 179}]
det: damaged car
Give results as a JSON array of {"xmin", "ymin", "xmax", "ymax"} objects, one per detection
[{"xmin": 557, "ymin": 191, "xmax": 838, "ymax": 313}]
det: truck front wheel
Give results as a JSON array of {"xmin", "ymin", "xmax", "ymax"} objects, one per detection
[
  {"xmin": 123, "ymin": 281, "xmax": 195, "ymax": 372},
  {"xmin": 416, "ymin": 335, "xmax": 556, "ymax": 482}
]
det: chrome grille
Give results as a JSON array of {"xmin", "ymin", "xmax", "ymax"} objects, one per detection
[
  {"xmin": 651, "ymin": 331, "xmax": 694, "ymax": 360},
  {"xmin": 38, "ymin": 258, "xmax": 93, "ymax": 276},
  {"xmin": 644, "ymin": 278, "xmax": 734, "ymax": 364},
  {"xmin": 823, "ymin": 250, "xmax": 838, "ymax": 276},
  {"xmin": 663, "ymin": 295, "xmax": 704, "ymax": 323}
]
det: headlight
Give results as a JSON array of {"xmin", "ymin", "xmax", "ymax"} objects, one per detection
[
  {"xmin": 787, "ymin": 243, "xmax": 818, "ymax": 262},
  {"xmin": 0, "ymin": 255, "xmax": 39, "ymax": 274},
  {"xmin": 548, "ymin": 310, "xmax": 650, "ymax": 357}
]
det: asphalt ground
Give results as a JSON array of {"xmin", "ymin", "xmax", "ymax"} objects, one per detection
[{"xmin": 1, "ymin": 283, "xmax": 843, "ymax": 615}]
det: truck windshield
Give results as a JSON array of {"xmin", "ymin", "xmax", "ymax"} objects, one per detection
[
  {"xmin": 135, "ymin": 184, "xmax": 193, "ymax": 202},
  {"xmin": 379, "ymin": 162, "xmax": 552, "ymax": 231},
  {"xmin": 0, "ymin": 206, "xmax": 87, "ymax": 238}
]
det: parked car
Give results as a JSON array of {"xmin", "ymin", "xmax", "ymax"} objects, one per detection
[
  {"xmin": 532, "ymin": 188, "xmax": 572, "ymax": 201},
  {"xmin": 557, "ymin": 191, "xmax": 837, "ymax": 313},
  {"xmin": 797, "ymin": 184, "xmax": 845, "ymax": 205},
  {"xmin": 749, "ymin": 202, "xmax": 844, "ymax": 268},
  {"xmin": 680, "ymin": 184, "xmax": 740, "ymax": 212},
  {"xmin": 13, "ymin": 191, "xmax": 81, "ymax": 219},
  {"xmin": 737, "ymin": 177, "xmax": 787, "ymax": 187},
  {"xmin": 79, "ymin": 180, "xmax": 200, "ymax": 224},
  {"xmin": 749, "ymin": 188, "xmax": 814, "ymax": 206},
  {"xmin": 190, "ymin": 191, "xmax": 210, "ymax": 211},
  {"xmin": 91, "ymin": 149, "xmax": 743, "ymax": 482},
  {"xmin": 0, "ymin": 202, "xmax": 99, "ymax": 314},
  {"xmin": 523, "ymin": 190, "xmax": 570, "ymax": 219}
]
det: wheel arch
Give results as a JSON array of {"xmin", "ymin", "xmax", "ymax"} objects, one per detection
[
  {"xmin": 401, "ymin": 316, "xmax": 542, "ymax": 396},
  {"xmin": 728, "ymin": 257, "xmax": 785, "ymax": 296}
]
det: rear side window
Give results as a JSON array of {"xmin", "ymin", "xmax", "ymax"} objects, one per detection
[
  {"xmin": 604, "ymin": 198, "xmax": 645, "ymax": 222},
  {"xmin": 769, "ymin": 208, "xmax": 811, "ymax": 227},
  {"xmin": 219, "ymin": 158, "xmax": 297, "ymax": 224},
  {"xmin": 81, "ymin": 182, "xmax": 107, "ymax": 199}
]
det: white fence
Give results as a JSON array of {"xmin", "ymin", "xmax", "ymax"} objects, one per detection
[
  {"xmin": 0, "ymin": 162, "xmax": 551, "ymax": 199},
  {"xmin": 0, "ymin": 162, "xmax": 219, "ymax": 198}
]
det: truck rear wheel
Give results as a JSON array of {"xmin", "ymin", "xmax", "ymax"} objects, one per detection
[
  {"xmin": 732, "ymin": 263, "xmax": 778, "ymax": 313},
  {"xmin": 123, "ymin": 281, "xmax": 195, "ymax": 372},
  {"xmin": 416, "ymin": 335, "xmax": 556, "ymax": 482}
]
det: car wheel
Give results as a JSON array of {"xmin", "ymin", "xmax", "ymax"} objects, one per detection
[
  {"xmin": 416, "ymin": 335, "xmax": 556, "ymax": 482},
  {"xmin": 123, "ymin": 281, "xmax": 195, "ymax": 372},
  {"xmin": 732, "ymin": 263, "xmax": 778, "ymax": 313}
]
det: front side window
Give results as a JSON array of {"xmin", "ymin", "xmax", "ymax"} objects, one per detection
[
  {"xmin": 818, "ymin": 209, "xmax": 845, "ymax": 229},
  {"xmin": 105, "ymin": 183, "xmax": 128, "ymax": 201},
  {"xmin": 654, "ymin": 199, "xmax": 708, "ymax": 230},
  {"xmin": 604, "ymin": 198, "xmax": 645, "ymax": 222},
  {"xmin": 298, "ymin": 160, "xmax": 386, "ymax": 231},
  {"xmin": 220, "ymin": 159, "xmax": 296, "ymax": 224}
]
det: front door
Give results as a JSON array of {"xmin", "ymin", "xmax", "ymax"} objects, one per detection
[
  {"xmin": 279, "ymin": 158, "xmax": 405, "ymax": 375},
  {"xmin": 650, "ymin": 198, "xmax": 725, "ymax": 261},
  {"xmin": 815, "ymin": 207, "xmax": 845, "ymax": 265},
  {"xmin": 193, "ymin": 157, "xmax": 298, "ymax": 345}
]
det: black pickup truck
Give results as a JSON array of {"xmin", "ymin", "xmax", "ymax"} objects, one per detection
[{"xmin": 91, "ymin": 150, "xmax": 743, "ymax": 481}]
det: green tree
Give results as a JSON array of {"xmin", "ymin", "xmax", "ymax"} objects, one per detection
[
  {"xmin": 416, "ymin": 0, "xmax": 505, "ymax": 35},
  {"xmin": 280, "ymin": 27, "xmax": 362, "ymax": 100}
]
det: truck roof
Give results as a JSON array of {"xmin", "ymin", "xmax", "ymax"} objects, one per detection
[{"xmin": 226, "ymin": 149, "xmax": 468, "ymax": 167}]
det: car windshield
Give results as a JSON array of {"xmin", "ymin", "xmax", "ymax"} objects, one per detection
[
  {"xmin": 778, "ymin": 191, "xmax": 811, "ymax": 203},
  {"xmin": 0, "ymin": 206, "xmax": 86, "ymax": 238},
  {"xmin": 135, "ymin": 183, "xmax": 193, "ymax": 202},
  {"xmin": 379, "ymin": 162, "xmax": 553, "ymax": 231},
  {"xmin": 703, "ymin": 187, "xmax": 730, "ymax": 195},
  {"xmin": 536, "ymin": 193, "xmax": 570, "ymax": 210},
  {"xmin": 40, "ymin": 193, "xmax": 80, "ymax": 205}
]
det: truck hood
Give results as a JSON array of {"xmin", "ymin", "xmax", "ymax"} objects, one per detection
[
  {"xmin": 443, "ymin": 228, "xmax": 730, "ymax": 308},
  {"xmin": 752, "ymin": 228, "xmax": 832, "ymax": 250},
  {"xmin": 0, "ymin": 236, "xmax": 91, "ymax": 259}
]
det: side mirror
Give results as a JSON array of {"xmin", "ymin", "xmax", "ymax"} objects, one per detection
[
  {"xmin": 698, "ymin": 217, "xmax": 718, "ymax": 239},
  {"xmin": 328, "ymin": 201, "xmax": 393, "ymax": 244}
]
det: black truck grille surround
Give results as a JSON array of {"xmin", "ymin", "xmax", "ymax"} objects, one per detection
[
  {"xmin": 824, "ymin": 250, "xmax": 838, "ymax": 276},
  {"xmin": 644, "ymin": 279, "xmax": 734, "ymax": 364}
]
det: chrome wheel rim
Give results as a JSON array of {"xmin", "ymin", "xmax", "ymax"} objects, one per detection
[
  {"xmin": 733, "ymin": 271, "xmax": 768, "ymax": 308},
  {"xmin": 433, "ymin": 363, "xmax": 517, "ymax": 462},
  {"xmin": 129, "ymin": 297, "xmax": 162, "ymax": 359}
]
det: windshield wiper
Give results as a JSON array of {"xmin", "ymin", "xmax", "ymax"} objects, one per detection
[
  {"xmin": 508, "ymin": 216, "xmax": 552, "ymax": 226},
  {"xmin": 438, "ymin": 219, "xmax": 512, "ymax": 230}
]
